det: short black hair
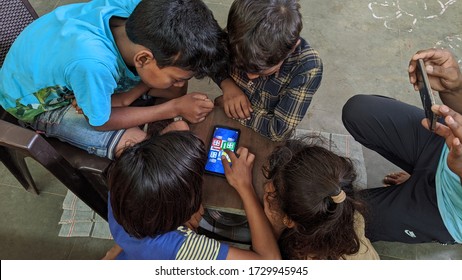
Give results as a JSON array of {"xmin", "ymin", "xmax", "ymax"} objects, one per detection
[
  {"xmin": 126, "ymin": 0, "xmax": 228, "ymax": 79},
  {"xmin": 108, "ymin": 131, "xmax": 206, "ymax": 238},
  {"xmin": 227, "ymin": 0, "xmax": 303, "ymax": 73}
]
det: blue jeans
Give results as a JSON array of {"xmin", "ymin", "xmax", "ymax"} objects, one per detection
[{"xmin": 30, "ymin": 105, "xmax": 125, "ymax": 159}]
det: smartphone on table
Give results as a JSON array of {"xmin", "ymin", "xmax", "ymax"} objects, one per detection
[
  {"xmin": 416, "ymin": 58, "xmax": 437, "ymax": 131},
  {"xmin": 205, "ymin": 125, "xmax": 240, "ymax": 176}
]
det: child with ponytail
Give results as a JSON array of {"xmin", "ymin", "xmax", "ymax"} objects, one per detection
[{"xmin": 261, "ymin": 137, "xmax": 379, "ymax": 260}]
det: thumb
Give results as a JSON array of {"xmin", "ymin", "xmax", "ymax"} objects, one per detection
[{"xmin": 192, "ymin": 93, "xmax": 208, "ymax": 100}]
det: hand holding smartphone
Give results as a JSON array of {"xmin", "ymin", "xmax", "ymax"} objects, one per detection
[
  {"xmin": 204, "ymin": 125, "xmax": 240, "ymax": 176},
  {"xmin": 416, "ymin": 58, "xmax": 438, "ymax": 131}
]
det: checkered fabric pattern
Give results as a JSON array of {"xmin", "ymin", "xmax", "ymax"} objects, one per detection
[{"xmin": 230, "ymin": 38, "xmax": 323, "ymax": 141}]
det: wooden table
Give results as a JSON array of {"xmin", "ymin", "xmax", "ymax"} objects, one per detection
[{"xmin": 190, "ymin": 108, "xmax": 281, "ymax": 215}]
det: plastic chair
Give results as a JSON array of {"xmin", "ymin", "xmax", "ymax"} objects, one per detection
[{"xmin": 0, "ymin": 0, "xmax": 110, "ymax": 220}]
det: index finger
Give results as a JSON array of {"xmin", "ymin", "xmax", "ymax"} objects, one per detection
[
  {"xmin": 199, "ymin": 99, "xmax": 215, "ymax": 109},
  {"xmin": 435, "ymin": 105, "xmax": 462, "ymax": 138},
  {"xmin": 234, "ymin": 103, "xmax": 247, "ymax": 119},
  {"xmin": 225, "ymin": 149, "xmax": 239, "ymax": 162},
  {"xmin": 191, "ymin": 92, "xmax": 209, "ymax": 100},
  {"xmin": 411, "ymin": 49, "xmax": 439, "ymax": 62},
  {"xmin": 434, "ymin": 105, "xmax": 462, "ymax": 124},
  {"xmin": 409, "ymin": 49, "xmax": 441, "ymax": 83},
  {"xmin": 241, "ymin": 100, "xmax": 252, "ymax": 119},
  {"xmin": 221, "ymin": 152, "xmax": 232, "ymax": 176}
]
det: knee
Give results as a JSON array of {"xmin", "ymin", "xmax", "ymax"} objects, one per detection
[
  {"xmin": 161, "ymin": 120, "xmax": 189, "ymax": 134},
  {"xmin": 171, "ymin": 120, "xmax": 190, "ymax": 131},
  {"xmin": 115, "ymin": 128, "xmax": 147, "ymax": 157},
  {"xmin": 342, "ymin": 94, "xmax": 369, "ymax": 124}
]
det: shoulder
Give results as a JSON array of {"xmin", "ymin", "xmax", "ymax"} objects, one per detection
[
  {"xmin": 287, "ymin": 37, "xmax": 323, "ymax": 70},
  {"xmin": 175, "ymin": 226, "xmax": 229, "ymax": 260},
  {"xmin": 279, "ymin": 38, "xmax": 322, "ymax": 80},
  {"xmin": 343, "ymin": 212, "xmax": 380, "ymax": 260}
]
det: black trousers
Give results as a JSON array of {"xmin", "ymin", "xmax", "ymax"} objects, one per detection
[{"xmin": 342, "ymin": 94, "xmax": 454, "ymax": 244}]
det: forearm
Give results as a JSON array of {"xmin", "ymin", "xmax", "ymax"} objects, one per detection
[
  {"xmin": 439, "ymin": 89, "xmax": 462, "ymax": 115},
  {"xmin": 94, "ymin": 100, "xmax": 180, "ymax": 131},
  {"xmin": 242, "ymin": 108, "xmax": 298, "ymax": 141},
  {"xmin": 111, "ymin": 83, "xmax": 150, "ymax": 107},
  {"xmin": 220, "ymin": 78, "xmax": 239, "ymax": 94},
  {"xmin": 148, "ymin": 83, "xmax": 187, "ymax": 99},
  {"xmin": 239, "ymin": 187, "xmax": 280, "ymax": 260}
]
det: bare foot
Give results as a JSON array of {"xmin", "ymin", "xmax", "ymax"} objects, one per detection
[{"xmin": 383, "ymin": 171, "xmax": 410, "ymax": 186}]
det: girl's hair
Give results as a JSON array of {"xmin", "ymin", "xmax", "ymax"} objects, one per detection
[
  {"xmin": 108, "ymin": 131, "xmax": 206, "ymax": 239},
  {"xmin": 263, "ymin": 137, "xmax": 365, "ymax": 259}
]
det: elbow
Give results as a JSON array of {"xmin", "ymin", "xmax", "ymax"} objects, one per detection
[
  {"xmin": 91, "ymin": 124, "xmax": 107, "ymax": 131},
  {"xmin": 113, "ymin": 99, "xmax": 132, "ymax": 107},
  {"xmin": 91, "ymin": 120, "xmax": 111, "ymax": 131}
]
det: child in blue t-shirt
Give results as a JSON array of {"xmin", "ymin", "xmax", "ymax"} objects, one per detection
[
  {"xmin": 0, "ymin": 0, "xmax": 227, "ymax": 159},
  {"xmin": 103, "ymin": 131, "xmax": 280, "ymax": 260}
]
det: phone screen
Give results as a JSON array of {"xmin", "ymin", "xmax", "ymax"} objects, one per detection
[
  {"xmin": 416, "ymin": 59, "xmax": 437, "ymax": 131},
  {"xmin": 205, "ymin": 126, "xmax": 240, "ymax": 176}
]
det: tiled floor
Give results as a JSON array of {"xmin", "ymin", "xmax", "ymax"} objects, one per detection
[{"xmin": 1, "ymin": 0, "xmax": 462, "ymax": 259}]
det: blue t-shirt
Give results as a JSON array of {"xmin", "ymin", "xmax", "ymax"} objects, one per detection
[
  {"xmin": 0, "ymin": 0, "xmax": 141, "ymax": 126},
  {"xmin": 108, "ymin": 195, "xmax": 229, "ymax": 260},
  {"xmin": 436, "ymin": 145, "xmax": 462, "ymax": 243}
]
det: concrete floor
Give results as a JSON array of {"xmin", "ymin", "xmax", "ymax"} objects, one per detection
[{"xmin": 1, "ymin": 0, "xmax": 462, "ymax": 259}]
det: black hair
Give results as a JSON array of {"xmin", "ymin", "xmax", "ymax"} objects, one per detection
[
  {"xmin": 227, "ymin": 0, "xmax": 302, "ymax": 73},
  {"xmin": 126, "ymin": 0, "xmax": 228, "ymax": 79},
  {"xmin": 108, "ymin": 131, "xmax": 206, "ymax": 238},
  {"xmin": 263, "ymin": 137, "xmax": 366, "ymax": 259}
]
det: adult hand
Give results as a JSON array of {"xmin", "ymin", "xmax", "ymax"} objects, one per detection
[
  {"xmin": 222, "ymin": 147, "xmax": 255, "ymax": 193},
  {"xmin": 176, "ymin": 93, "xmax": 214, "ymax": 123},
  {"xmin": 409, "ymin": 48, "xmax": 462, "ymax": 95},
  {"xmin": 422, "ymin": 104, "xmax": 462, "ymax": 178}
]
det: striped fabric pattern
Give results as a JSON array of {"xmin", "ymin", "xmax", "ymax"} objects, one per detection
[{"xmin": 175, "ymin": 226, "xmax": 222, "ymax": 260}]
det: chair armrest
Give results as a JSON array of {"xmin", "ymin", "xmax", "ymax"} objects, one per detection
[
  {"xmin": 0, "ymin": 119, "xmax": 42, "ymax": 150},
  {"xmin": 0, "ymin": 119, "xmax": 108, "ymax": 220}
]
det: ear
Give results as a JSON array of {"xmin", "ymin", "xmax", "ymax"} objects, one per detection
[
  {"xmin": 295, "ymin": 38, "xmax": 301, "ymax": 48},
  {"xmin": 282, "ymin": 215, "xmax": 295, "ymax": 229},
  {"xmin": 290, "ymin": 39, "xmax": 301, "ymax": 53},
  {"xmin": 134, "ymin": 50, "xmax": 155, "ymax": 68}
]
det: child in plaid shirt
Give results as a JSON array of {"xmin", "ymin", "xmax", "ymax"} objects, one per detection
[{"xmin": 214, "ymin": 0, "xmax": 323, "ymax": 141}]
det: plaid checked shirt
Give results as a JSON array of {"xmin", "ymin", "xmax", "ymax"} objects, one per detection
[{"xmin": 229, "ymin": 38, "xmax": 323, "ymax": 141}]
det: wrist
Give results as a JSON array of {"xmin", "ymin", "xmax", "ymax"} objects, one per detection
[
  {"xmin": 236, "ymin": 184, "xmax": 256, "ymax": 198},
  {"xmin": 440, "ymin": 87, "xmax": 462, "ymax": 96},
  {"xmin": 163, "ymin": 98, "xmax": 182, "ymax": 119},
  {"xmin": 139, "ymin": 82, "xmax": 150, "ymax": 91},
  {"xmin": 220, "ymin": 78, "xmax": 236, "ymax": 94}
]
